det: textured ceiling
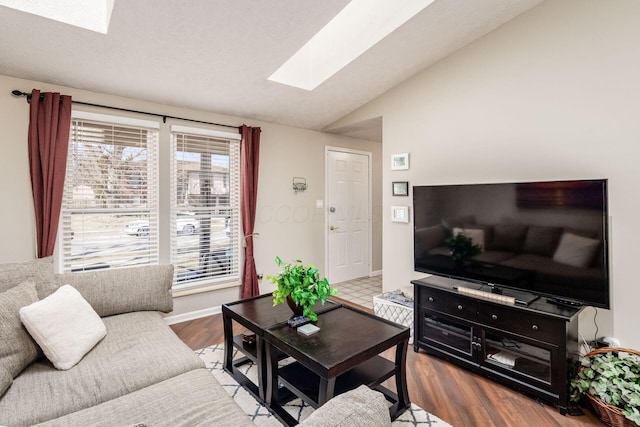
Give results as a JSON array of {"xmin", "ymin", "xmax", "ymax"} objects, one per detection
[{"xmin": 0, "ymin": 0, "xmax": 542, "ymax": 141}]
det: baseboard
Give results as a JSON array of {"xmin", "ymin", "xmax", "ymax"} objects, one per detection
[
  {"xmin": 163, "ymin": 305, "xmax": 222, "ymax": 325},
  {"xmin": 370, "ymin": 270, "xmax": 382, "ymax": 277}
]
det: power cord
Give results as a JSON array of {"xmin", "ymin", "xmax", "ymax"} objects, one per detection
[{"xmin": 593, "ymin": 307, "xmax": 599, "ymax": 344}]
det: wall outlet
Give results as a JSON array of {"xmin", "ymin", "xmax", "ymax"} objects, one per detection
[{"xmin": 257, "ymin": 272, "xmax": 264, "ymax": 280}]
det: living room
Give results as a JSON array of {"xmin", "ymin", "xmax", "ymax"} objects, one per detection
[{"xmin": 1, "ymin": 0, "xmax": 639, "ymax": 425}]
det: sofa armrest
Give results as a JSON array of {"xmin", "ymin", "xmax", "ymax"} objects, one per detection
[
  {"xmin": 55, "ymin": 265, "xmax": 174, "ymax": 317},
  {"xmin": 300, "ymin": 385, "xmax": 391, "ymax": 427}
]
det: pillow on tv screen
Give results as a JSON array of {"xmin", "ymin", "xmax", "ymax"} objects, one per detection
[
  {"xmin": 486, "ymin": 224, "xmax": 527, "ymax": 252},
  {"xmin": 415, "ymin": 225, "xmax": 446, "ymax": 256},
  {"xmin": 523, "ymin": 226, "xmax": 563, "ymax": 257},
  {"xmin": 19, "ymin": 285, "xmax": 106, "ymax": 370},
  {"xmin": 553, "ymin": 232, "xmax": 600, "ymax": 268}
]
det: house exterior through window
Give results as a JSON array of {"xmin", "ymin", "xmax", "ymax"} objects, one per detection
[{"xmin": 59, "ymin": 112, "xmax": 241, "ymax": 291}]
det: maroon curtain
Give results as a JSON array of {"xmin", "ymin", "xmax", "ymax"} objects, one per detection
[
  {"xmin": 240, "ymin": 125, "xmax": 261, "ymax": 298},
  {"xmin": 28, "ymin": 89, "xmax": 73, "ymax": 258}
]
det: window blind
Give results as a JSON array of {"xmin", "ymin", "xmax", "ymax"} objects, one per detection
[
  {"xmin": 60, "ymin": 117, "xmax": 159, "ymax": 272},
  {"xmin": 170, "ymin": 128, "xmax": 240, "ymax": 288}
]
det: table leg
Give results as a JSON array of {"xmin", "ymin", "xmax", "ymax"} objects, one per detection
[
  {"xmin": 318, "ymin": 377, "xmax": 336, "ymax": 406},
  {"xmin": 264, "ymin": 341, "xmax": 298, "ymax": 427},
  {"xmin": 264, "ymin": 341, "xmax": 278, "ymax": 405},
  {"xmin": 394, "ymin": 338, "xmax": 410, "ymax": 416},
  {"xmin": 222, "ymin": 310, "xmax": 233, "ymax": 372},
  {"xmin": 255, "ymin": 336, "xmax": 265, "ymax": 401}
]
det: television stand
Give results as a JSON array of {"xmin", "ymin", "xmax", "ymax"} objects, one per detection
[{"xmin": 412, "ymin": 275, "xmax": 582, "ymax": 414}]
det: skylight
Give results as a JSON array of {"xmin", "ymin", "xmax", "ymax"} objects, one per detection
[
  {"xmin": 0, "ymin": 0, "xmax": 115, "ymax": 34},
  {"xmin": 268, "ymin": 0, "xmax": 435, "ymax": 91}
]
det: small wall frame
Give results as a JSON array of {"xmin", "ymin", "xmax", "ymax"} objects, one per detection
[
  {"xmin": 392, "ymin": 181, "xmax": 409, "ymax": 196},
  {"xmin": 391, "ymin": 153, "xmax": 409, "ymax": 170},
  {"xmin": 391, "ymin": 205, "xmax": 409, "ymax": 223}
]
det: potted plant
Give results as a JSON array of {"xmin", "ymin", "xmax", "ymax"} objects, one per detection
[
  {"xmin": 267, "ymin": 256, "xmax": 338, "ymax": 322},
  {"xmin": 445, "ymin": 233, "xmax": 481, "ymax": 264},
  {"xmin": 570, "ymin": 347, "xmax": 640, "ymax": 426}
]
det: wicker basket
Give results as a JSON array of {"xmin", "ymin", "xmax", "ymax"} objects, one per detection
[{"xmin": 581, "ymin": 347, "xmax": 640, "ymax": 427}]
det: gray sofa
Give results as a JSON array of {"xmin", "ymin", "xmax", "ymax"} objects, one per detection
[
  {"xmin": 0, "ymin": 257, "xmax": 254, "ymax": 426},
  {"xmin": 0, "ymin": 258, "xmax": 391, "ymax": 427}
]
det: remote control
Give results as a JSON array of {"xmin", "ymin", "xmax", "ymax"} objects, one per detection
[{"xmin": 287, "ymin": 316, "xmax": 311, "ymax": 328}]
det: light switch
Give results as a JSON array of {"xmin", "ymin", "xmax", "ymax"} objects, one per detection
[{"xmin": 316, "ymin": 199, "xmax": 324, "ymax": 208}]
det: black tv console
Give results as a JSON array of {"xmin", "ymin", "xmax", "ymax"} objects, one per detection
[{"xmin": 412, "ymin": 275, "xmax": 582, "ymax": 414}]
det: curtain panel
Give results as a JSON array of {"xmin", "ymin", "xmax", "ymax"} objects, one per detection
[
  {"xmin": 239, "ymin": 125, "xmax": 261, "ymax": 298},
  {"xmin": 28, "ymin": 89, "xmax": 72, "ymax": 258}
]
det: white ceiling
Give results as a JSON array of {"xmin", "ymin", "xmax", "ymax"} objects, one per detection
[{"xmin": 0, "ymin": 0, "xmax": 542, "ymax": 141}]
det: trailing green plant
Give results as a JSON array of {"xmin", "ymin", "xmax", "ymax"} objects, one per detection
[
  {"xmin": 267, "ymin": 256, "xmax": 338, "ymax": 322},
  {"xmin": 445, "ymin": 233, "xmax": 481, "ymax": 263},
  {"xmin": 570, "ymin": 350, "xmax": 640, "ymax": 425}
]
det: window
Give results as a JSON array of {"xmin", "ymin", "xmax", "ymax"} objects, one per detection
[
  {"xmin": 60, "ymin": 114, "xmax": 241, "ymax": 290},
  {"xmin": 170, "ymin": 125, "xmax": 241, "ymax": 288},
  {"xmin": 60, "ymin": 112, "xmax": 159, "ymax": 272}
]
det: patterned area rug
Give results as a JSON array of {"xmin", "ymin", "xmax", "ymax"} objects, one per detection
[{"xmin": 196, "ymin": 344, "xmax": 451, "ymax": 426}]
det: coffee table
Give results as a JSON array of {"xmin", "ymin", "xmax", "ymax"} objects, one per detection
[
  {"xmin": 264, "ymin": 305, "xmax": 411, "ymax": 426},
  {"xmin": 222, "ymin": 293, "xmax": 338, "ymax": 401}
]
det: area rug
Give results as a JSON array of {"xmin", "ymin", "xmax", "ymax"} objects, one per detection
[{"xmin": 196, "ymin": 344, "xmax": 451, "ymax": 426}]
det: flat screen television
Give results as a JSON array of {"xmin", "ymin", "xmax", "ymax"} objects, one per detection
[{"xmin": 413, "ymin": 179, "xmax": 609, "ymax": 308}]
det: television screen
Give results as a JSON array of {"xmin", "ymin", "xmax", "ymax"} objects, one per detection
[{"xmin": 413, "ymin": 179, "xmax": 609, "ymax": 308}]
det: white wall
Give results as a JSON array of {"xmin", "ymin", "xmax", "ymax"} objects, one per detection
[
  {"xmin": 330, "ymin": 0, "xmax": 640, "ymax": 348},
  {"xmin": 0, "ymin": 74, "xmax": 382, "ymax": 319}
]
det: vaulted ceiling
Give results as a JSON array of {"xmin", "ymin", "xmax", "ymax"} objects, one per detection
[{"xmin": 0, "ymin": 0, "xmax": 542, "ymax": 141}]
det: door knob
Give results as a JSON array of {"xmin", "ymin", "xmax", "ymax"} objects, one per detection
[
  {"xmin": 329, "ymin": 207, "xmax": 336, "ymax": 213},
  {"xmin": 330, "ymin": 226, "xmax": 338, "ymax": 231}
]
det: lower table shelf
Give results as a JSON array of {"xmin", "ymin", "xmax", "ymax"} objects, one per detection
[{"xmin": 277, "ymin": 355, "xmax": 397, "ymax": 408}]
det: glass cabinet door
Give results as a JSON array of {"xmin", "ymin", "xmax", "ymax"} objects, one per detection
[
  {"xmin": 421, "ymin": 311, "xmax": 474, "ymax": 358},
  {"xmin": 482, "ymin": 331, "xmax": 554, "ymax": 386}
]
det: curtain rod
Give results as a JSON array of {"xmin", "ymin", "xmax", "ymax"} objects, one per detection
[{"xmin": 11, "ymin": 90, "xmax": 240, "ymax": 130}]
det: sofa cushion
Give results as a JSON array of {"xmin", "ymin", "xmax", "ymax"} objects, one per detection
[
  {"xmin": 33, "ymin": 369, "xmax": 254, "ymax": 427},
  {"xmin": 486, "ymin": 223, "xmax": 528, "ymax": 252},
  {"xmin": 300, "ymin": 385, "xmax": 390, "ymax": 427},
  {"xmin": 0, "ymin": 311, "xmax": 204, "ymax": 426},
  {"xmin": 414, "ymin": 225, "xmax": 445, "ymax": 257},
  {"xmin": 0, "ymin": 367, "xmax": 11, "ymax": 398},
  {"xmin": 0, "ymin": 279, "xmax": 40, "ymax": 379},
  {"xmin": 522, "ymin": 226, "xmax": 563, "ymax": 257},
  {"xmin": 0, "ymin": 257, "xmax": 57, "ymax": 298},
  {"xmin": 20, "ymin": 285, "xmax": 107, "ymax": 370},
  {"xmin": 55, "ymin": 264, "xmax": 174, "ymax": 317},
  {"xmin": 553, "ymin": 232, "xmax": 600, "ymax": 268}
]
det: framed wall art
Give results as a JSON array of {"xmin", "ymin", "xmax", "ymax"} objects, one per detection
[
  {"xmin": 391, "ymin": 205, "xmax": 409, "ymax": 223},
  {"xmin": 392, "ymin": 181, "xmax": 409, "ymax": 196},
  {"xmin": 391, "ymin": 153, "xmax": 409, "ymax": 170}
]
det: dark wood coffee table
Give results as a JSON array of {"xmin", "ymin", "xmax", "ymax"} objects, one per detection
[
  {"xmin": 222, "ymin": 293, "xmax": 338, "ymax": 401},
  {"xmin": 264, "ymin": 305, "xmax": 411, "ymax": 426}
]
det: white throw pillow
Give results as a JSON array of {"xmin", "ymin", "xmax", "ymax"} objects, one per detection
[
  {"xmin": 19, "ymin": 285, "xmax": 106, "ymax": 370},
  {"xmin": 553, "ymin": 232, "xmax": 600, "ymax": 268}
]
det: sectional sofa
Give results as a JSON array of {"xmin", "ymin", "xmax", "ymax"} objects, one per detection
[{"xmin": 0, "ymin": 258, "xmax": 390, "ymax": 426}]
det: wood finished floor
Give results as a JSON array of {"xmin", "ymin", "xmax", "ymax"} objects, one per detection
[{"xmin": 170, "ymin": 297, "xmax": 602, "ymax": 426}]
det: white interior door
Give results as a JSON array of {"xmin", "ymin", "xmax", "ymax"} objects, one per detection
[{"xmin": 326, "ymin": 149, "xmax": 370, "ymax": 284}]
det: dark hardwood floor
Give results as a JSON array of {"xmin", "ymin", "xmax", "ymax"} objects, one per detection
[{"xmin": 170, "ymin": 297, "xmax": 602, "ymax": 426}]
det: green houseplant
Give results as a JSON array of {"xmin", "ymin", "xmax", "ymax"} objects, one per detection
[
  {"xmin": 445, "ymin": 233, "xmax": 481, "ymax": 264},
  {"xmin": 570, "ymin": 347, "xmax": 640, "ymax": 426},
  {"xmin": 268, "ymin": 256, "xmax": 338, "ymax": 322}
]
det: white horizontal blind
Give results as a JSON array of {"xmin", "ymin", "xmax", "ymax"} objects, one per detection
[
  {"xmin": 170, "ymin": 129, "xmax": 240, "ymax": 288},
  {"xmin": 60, "ymin": 117, "xmax": 159, "ymax": 272}
]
